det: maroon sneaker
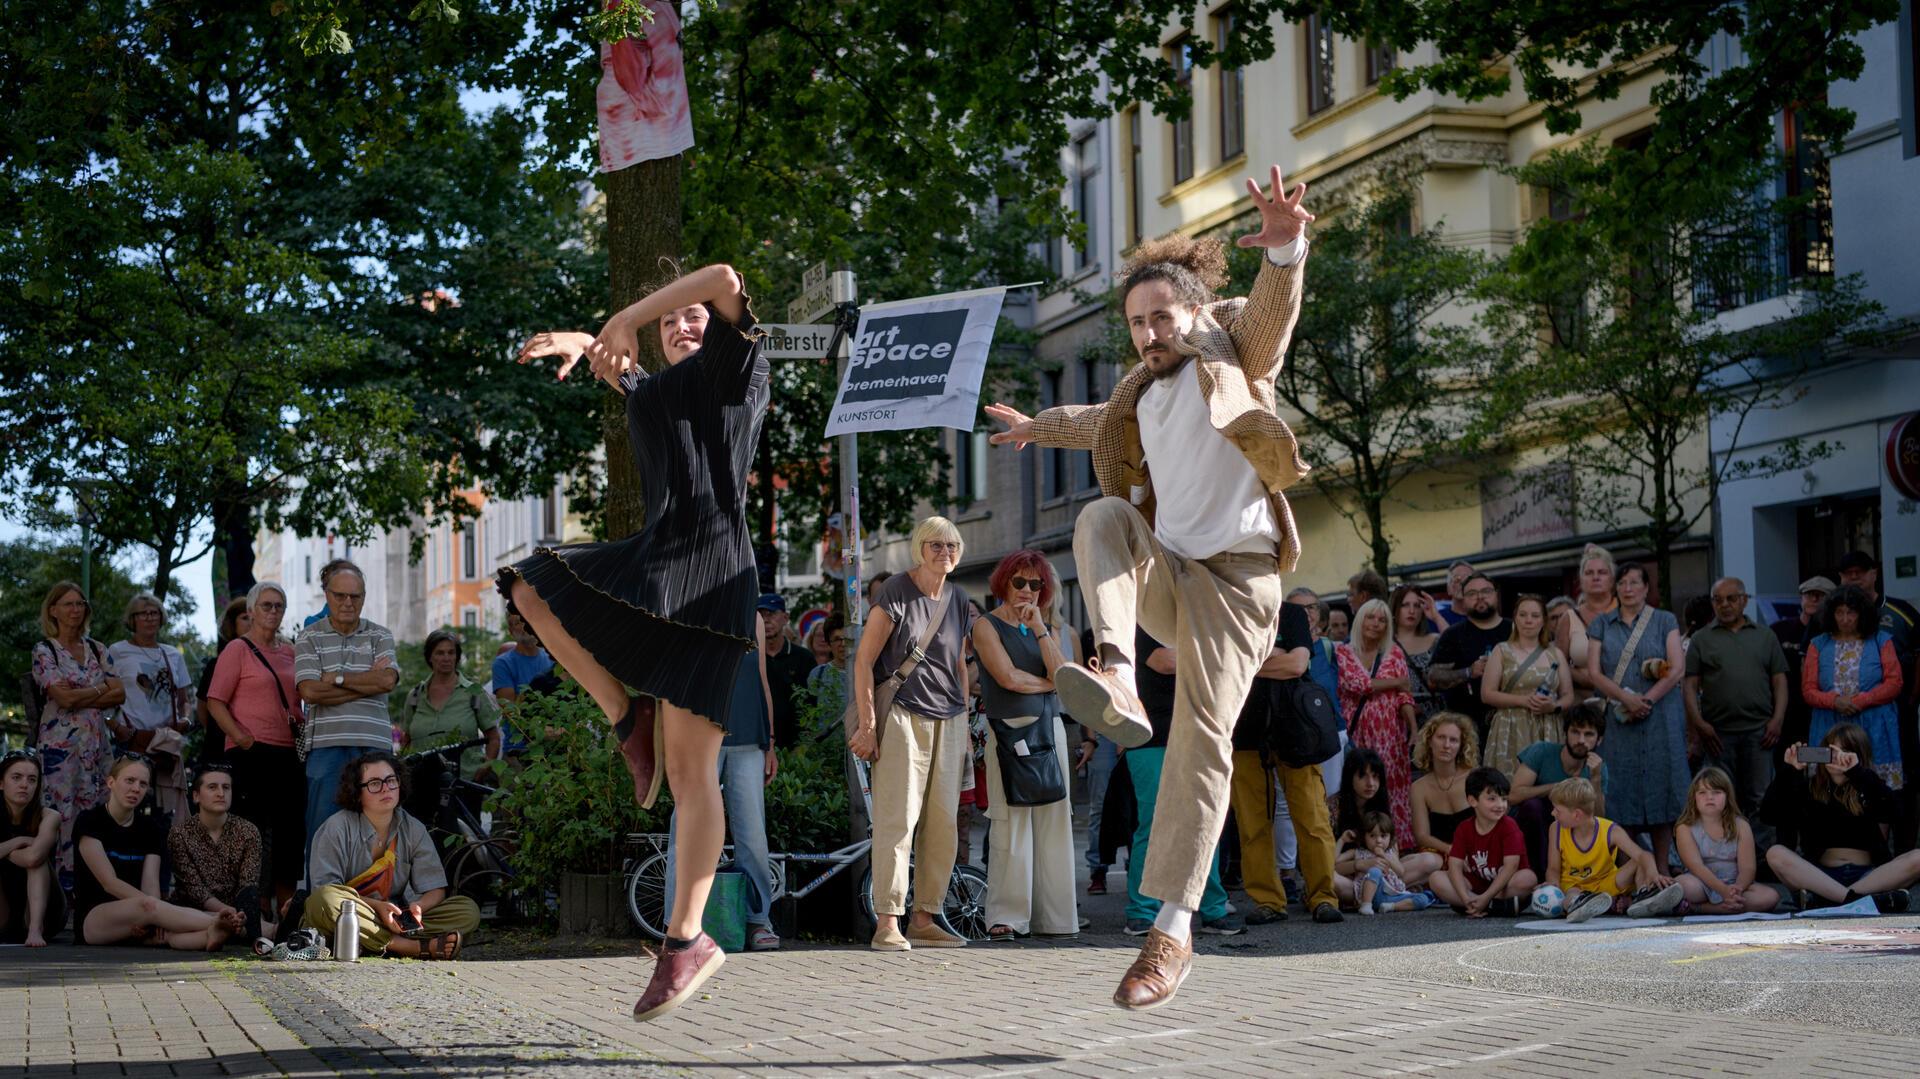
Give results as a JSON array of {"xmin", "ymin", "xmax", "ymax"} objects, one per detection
[
  {"xmin": 632, "ymin": 933, "xmax": 724, "ymax": 1022},
  {"xmin": 618, "ymin": 696, "xmax": 663, "ymax": 810}
]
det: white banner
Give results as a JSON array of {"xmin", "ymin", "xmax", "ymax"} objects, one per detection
[{"xmin": 824, "ymin": 286, "xmax": 1006, "ymax": 437}]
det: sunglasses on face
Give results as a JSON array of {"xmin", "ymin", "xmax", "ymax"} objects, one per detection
[
  {"xmin": 1009, "ymin": 576, "xmax": 1044, "ymax": 592},
  {"xmin": 2, "ymin": 747, "xmax": 40, "ymax": 766}
]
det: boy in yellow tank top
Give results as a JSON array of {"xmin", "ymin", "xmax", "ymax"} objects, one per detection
[{"xmin": 1542, "ymin": 778, "xmax": 1685, "ymax": 922}]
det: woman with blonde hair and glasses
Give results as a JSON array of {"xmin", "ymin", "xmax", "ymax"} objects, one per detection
[
  {"xmin": 851, "ymin": 515, "xmax": 978, "ymax": 951},
  {"xmin": 30, "ymin": 581, "xmax": 124, "ymax": 890}
]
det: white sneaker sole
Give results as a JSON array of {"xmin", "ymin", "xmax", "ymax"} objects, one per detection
[
  {"xmin": 1626, "ymin": 882, "xmax": 1684, "ymax": 918},
  {"xmin": 1055, "ymin": 665, "xmax": 1153, "ymax": 748},
  {"xmin": 1565, "ymin": 894, "xmax": 1611, "ymax": 924}
]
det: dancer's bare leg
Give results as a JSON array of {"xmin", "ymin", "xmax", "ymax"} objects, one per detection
[
  {"xmin": 662, "ymin": 703, "xmax": 725, "ymax": 940},
  {"xmin": 509, "ymin": 579, "xmax": 628, "ymax": 724}
]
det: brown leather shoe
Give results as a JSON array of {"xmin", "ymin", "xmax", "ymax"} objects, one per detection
[
  {"xmin": 632, "ymin": 933, "xmax": 724, "ymax": 1022},
  {"xmin": 1055, "ymin": 661, "xmax": 1152, "ymax": 748},
  {"xmin": 618, "ymin": 696, "xmax": 663, "ymax": 810},
  {"xmin": 1112, "ymin": 928, "xmax": 1192, "ymax": 1010}
]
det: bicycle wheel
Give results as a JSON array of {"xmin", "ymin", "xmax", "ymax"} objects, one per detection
[
  {"xmin": 447, "ymin": 838, "xmax": 518, "ymax": 917},
  {"xmin": 626, "ymin": 851, "xmax": 670, "ymax": 939},
  {"xmin": 856, "ymin": 863, "xmax": 910, "ymax": 935},
  {"xmin": 939, "ymin": 863, "xmax": 990, "ymax": 941}
]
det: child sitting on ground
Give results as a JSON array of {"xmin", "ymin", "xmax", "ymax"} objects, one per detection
[
  {"xmin": 1428, "ymin": 767, "xmax": 1537, "ymax": 917},
  {"xmin": 1674, "ymin": 767, "xmax": 1781, "ymax": 914},
  {"xmin": 1538, "ymin": 777, "xmax": 1685, "ymax": 923},
  {"xmin": 1353, "ymin": 812, "xmax": 1434, "ymax": 915}
]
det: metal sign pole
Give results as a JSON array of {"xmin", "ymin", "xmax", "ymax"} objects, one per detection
[{"xmin": 826, "ymin": 271, "xmax": 863, "ymax": 641}]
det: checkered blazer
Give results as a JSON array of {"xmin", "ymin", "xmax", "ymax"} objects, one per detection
[{"xmin": 1029, "ymin": 253, "xmax": 1310, "ymax": 571}]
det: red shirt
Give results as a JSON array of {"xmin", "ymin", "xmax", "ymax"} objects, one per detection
[{"xmin": 1448, "ymin": 814, "xmax": 1528, "ymax": 887}]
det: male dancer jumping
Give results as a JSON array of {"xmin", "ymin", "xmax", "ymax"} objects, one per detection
[{"xmin": 987, "ymin": 163, "xmax": 1313, "ymax": 1009}]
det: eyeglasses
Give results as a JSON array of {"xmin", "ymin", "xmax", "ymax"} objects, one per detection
[
  {"xmin": 1009, "ymin": 576, "xmax": 1044, "ymax": 592},
  {"xmin": 360, "ymin": 775, "xmax": 401, "ymax": 793},
  {"xmin": 924, "ymin": 541, "xmax": 960, "ymax": 552},
  {"xmin": 133, "ymin": 609, "xmax": 163, "ymax": 619},
  {"xmin": 253, "ymin": 601, "xmax": 287, "ymax": 612},
  {"xmin": 326, "ymin": 591, "xmax": 366, "ymax": 604},
  {"xmin": 1463, "ymin": 587, "xmax": 1497, "ymax": 598},
  {"xmin": 829, "ymin": 635, "xmax": 847, "ymax": 645}
]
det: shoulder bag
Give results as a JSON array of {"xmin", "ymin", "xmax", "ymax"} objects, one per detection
[
  {"xmin": 988, "ymin": 713, "xmax": 1067, "ymax": 806},
  {"xmin": 843, "ymin": 586, "xmax": 956, "ymax": 761},
  {"xmin": 243, "ymin": 637, "xmax": 309, "ymax": 759},
  {"xmin": 1604, "ymin": 610, "xmax": 1654, "ymax": 726}
]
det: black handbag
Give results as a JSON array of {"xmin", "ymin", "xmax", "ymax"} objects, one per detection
[
  {"xmin": 988, "ymin": 714, "xmax": 1067, "ymax": 806},
  {"xmin": 1266, "ymin": 676, "xmax": 1342, "ymax": 768}
]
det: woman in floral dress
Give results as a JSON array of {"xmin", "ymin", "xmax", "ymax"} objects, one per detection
[
  {"xmin": 1336, "ymin": 599, "xmax": 1418, "ymax": 851},
  {"xmin": 31, "ymin": 582, "xmax": 124, "ymax": 891}
]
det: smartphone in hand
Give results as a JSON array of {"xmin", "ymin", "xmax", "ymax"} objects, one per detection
[
  {"xmin": 393, "ymin": 907, "xmax": 423, "ymax": 934},
  {"xmin": 1798, "ymin": 745, "xmax": 1834, "ymax": 765}
]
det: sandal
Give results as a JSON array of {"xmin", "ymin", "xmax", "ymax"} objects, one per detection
[
  {"xmin": 986, "ymin": 924, "xmax": 1023, "ymax": 942},
  {"xmin": 420, "ymin": 930, "xmax": 462, "ymax": 961}
]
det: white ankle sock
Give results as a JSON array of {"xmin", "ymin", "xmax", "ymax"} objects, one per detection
[{"xmin": 1153, "ymin": 903, "xmax": 1193, "ymax": 941}]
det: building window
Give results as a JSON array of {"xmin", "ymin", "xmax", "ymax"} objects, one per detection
[
  {"xmin": 462, "ymin": 609, "xmax": 478, "ymax": 628},
  {"xmin": 1305, "ymin": 12, "xmax": 1336, "ymax": 115},
  {"xmin": 1170, "ymin": 36, "xmax": 1195, "ymax": 184},
  {"xmin": 460, "ymin": 525, "xmax": 476, "ymax": 580},
  {"xmin": 1042, "ymin": 369, "xmax": 1068, "ymax": 499},
  {"xmin": 1217, "ymin": 9, "xmax": 1245, "ymax": 162},
  {"xmin": 1078, "ymin": 358, "xmax": 1103, "ymax": 492},
  {"xmin": 541, "ymin": 491, "xmax": 559, "ymax": 540},
  {"xmin": 1545, "ymin": 189, "xmax": 1590, "ymax": 348},
  {"xmin": 1126, "ymin": 107, "xmax": 1144, "ymax": 247},
  {"xmin": 1366, "ymin": 41, "xmax": 1396, "ymax": 86},
  {"xmin": 1072, "ymin": 130, "xmax": 1100, "ymax": 271},
  {"xmin": 954, "ymin": 429, "xmax": 987, "ymax": 507},
  {"xmin": 304, "ymin": 554, "xmax": 312, "ymax": 585},
  {"xmin": 1781, "ymin": 104, "xmax": 1834, "ymax": 280}
]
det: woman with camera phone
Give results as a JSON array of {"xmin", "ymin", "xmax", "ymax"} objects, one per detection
[
  {"xmin": 303, "ymin": 752, "xmax": 480, "ymax": 959},
  {"xmin": 1762, "ymin": 723, "xmax": 1920, "ymax": 911}
]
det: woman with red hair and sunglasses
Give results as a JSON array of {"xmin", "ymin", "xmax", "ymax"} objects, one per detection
[{"xmin": 972, "ymin": 551, "xmax": 1079, "ymax": 940}]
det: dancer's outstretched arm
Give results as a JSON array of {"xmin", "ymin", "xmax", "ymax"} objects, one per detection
[{"xmin": 519, "ymin": 263, "xmax": 746, "ymax": 389}]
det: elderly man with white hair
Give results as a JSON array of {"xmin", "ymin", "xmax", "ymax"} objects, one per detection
[{"xmin": 293, "ymin": 560, "xmax": 399, "ymax": 855}]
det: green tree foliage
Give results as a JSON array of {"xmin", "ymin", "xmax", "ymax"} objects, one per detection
[
  {"xmin": 0, "ymin": 3, "xmax": 608, "ymax": 602},
  {"xmin": 1248, "ymin": 180, "xmax": 1492, "ymax": 576},
  {"xmin": 1476, "ymin": 145, "xmax": 1889, "ymax": 598}
]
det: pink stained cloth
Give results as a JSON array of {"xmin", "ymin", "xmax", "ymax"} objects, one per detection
[{"xmin": 597, "ymin": 1, "xmax": 695, "ymax": 173}]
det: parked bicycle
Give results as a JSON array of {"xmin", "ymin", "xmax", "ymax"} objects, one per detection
[
  {"xmin": 401, "ymin": 737, "xmax": 519, "ymax": 919},
  {"xmin": 623, "ymin": 757, "xmax": 988, "ymax": 941}
]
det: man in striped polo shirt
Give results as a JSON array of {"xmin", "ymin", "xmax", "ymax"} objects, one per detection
[{"xmin": 295, "ymin": 559, "xmax": 400, "ymax": 859}]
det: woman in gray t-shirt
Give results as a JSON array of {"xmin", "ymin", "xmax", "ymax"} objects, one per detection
[{"xmin": 851, "ymin": 516, "xmax": 976, "ymax": 951}]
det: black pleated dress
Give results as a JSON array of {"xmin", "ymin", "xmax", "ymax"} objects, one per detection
[{"xmin": 498, "ymin": 301, "xmax": 768, "ymax": 724}]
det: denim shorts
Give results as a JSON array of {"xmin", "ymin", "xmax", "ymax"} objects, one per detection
[{"xmin": 1819, "ymin": 863, "xmax": 1873, "ymax": 890}]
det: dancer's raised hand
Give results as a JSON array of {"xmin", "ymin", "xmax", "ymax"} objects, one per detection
[
  {"xmin": 588, "ymin": 316, "xmax": 643, "ymax": 390},
  {"xmin": 1235, "ymin": 164, "xmax": 1314, "ymax": 250},
  {"xmin": 985, "ymin": 402, "xmax": 1034, "ymax": 449},
  {"xmin": 518, "ymin": 331, "xmax": 597, "ymax": 382}
]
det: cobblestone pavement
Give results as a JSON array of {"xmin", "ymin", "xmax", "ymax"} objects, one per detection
[{"xmin": 9, "ymin": 905, "xmax": 1920, "ymax": 1077}]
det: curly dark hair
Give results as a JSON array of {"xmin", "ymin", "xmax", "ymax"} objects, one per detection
[
  {"xmin": 334, "ymin": 750, "xmax": 409, "ymax": 812},
  {"xmin": 1820, "ymin": 584, "xmax": 1879, "ymax": 638},
  {"xmin": 1119, "ymin": 232, "xmax": 1230, "ymax": 311}
]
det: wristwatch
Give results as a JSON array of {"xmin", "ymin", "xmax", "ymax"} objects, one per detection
[{"xmin": 332, "ymin": 672, "xmax": 346, "ymax": 687}]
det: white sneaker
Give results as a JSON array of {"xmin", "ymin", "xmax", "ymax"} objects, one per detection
[{"xmin": 1055, "ymin": 662, "xmax": 1152, "ymax": 748}]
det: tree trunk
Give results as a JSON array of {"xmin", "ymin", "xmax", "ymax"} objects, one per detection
[
  {"xmin": 601, "ymin": 156, "xmax": 684, "ymax": 542},
  {"xmin": 151, "ymin": 543, "xmax": 175, "ymax": 606},
  {"xmin": 210, "ymin": 493, "xmax": 257, "ymax": 611},
  {"xmin": 1363, "ymin": 487, "xmax": 1391, "ymax": 577}
]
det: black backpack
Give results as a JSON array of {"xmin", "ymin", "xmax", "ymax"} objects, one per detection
[{"xmin": 1264, "ymin": 675, "xmax": 1342, "ymax": 768}]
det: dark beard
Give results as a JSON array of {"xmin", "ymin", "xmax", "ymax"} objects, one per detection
[{"xmin": 1145, "ymin": 351, "xmax": 1191, "ymax": 381}]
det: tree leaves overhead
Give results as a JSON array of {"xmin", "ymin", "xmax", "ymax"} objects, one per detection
[{"xmin": 0, "ymin": 2, "xmax": 606, "ymax": 600}]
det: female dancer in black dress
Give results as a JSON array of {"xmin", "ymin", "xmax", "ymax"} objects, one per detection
[{"xmin": 508, "ymin": 262, "xmax": 764, "ymax": 1021}]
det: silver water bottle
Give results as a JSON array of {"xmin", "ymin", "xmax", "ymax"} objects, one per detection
[{"xmin": 335, "ymin": 900, "xmax": 360, "ymax": 962}]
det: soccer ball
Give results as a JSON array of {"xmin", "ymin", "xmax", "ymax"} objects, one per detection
[{"xmin": 1530, "ymin": 885, "xmax": 1566, "ymax": 918}]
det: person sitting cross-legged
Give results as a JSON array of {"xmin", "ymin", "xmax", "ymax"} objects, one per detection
[
  {"xmin": 303, "ymin": 752, "xmax": 480, "ymax": 959},
  {"xmin": 1537, "ymin": 777, "xmax": 1684, "ymax": 923},
  {"xmin": 1427, "ymin": 767, "xmax": 1537, "ymax": 917},
  {"xmin": 1761, "ymin": 724, "xmax": 1920, "ymax": 913}
]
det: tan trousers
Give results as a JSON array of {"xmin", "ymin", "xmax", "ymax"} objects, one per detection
[
  {"xmin": 1075, "ymin": 497, "xmax": 1284, "ymax": 910},
  {"xmin": 983, "ymin": 715, "xmax": 1079, "ymax": 935},
  {"xmin": 304, "ymin": 883, "xmax": 482, "ymax": 954},
  {"xmin": 869, "ymin": 703, "xmax": 966, "ymax": 916}
]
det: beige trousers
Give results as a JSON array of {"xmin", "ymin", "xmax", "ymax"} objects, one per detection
[
  {"xmin": 868, "ymin": 703, "xmax": 966, "ymax": 916},
  {"xmin": 1074, "ymin": 497, "xmax": 1284, "ymax": 910},
  {"xmin": 983, "ymin": 715, "xmax": 1079, "ymax": 935}
]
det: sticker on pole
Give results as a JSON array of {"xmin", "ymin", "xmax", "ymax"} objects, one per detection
[{"xmin": 824, "ymin": 286, "xmax": 1006, "ymax": 437}]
